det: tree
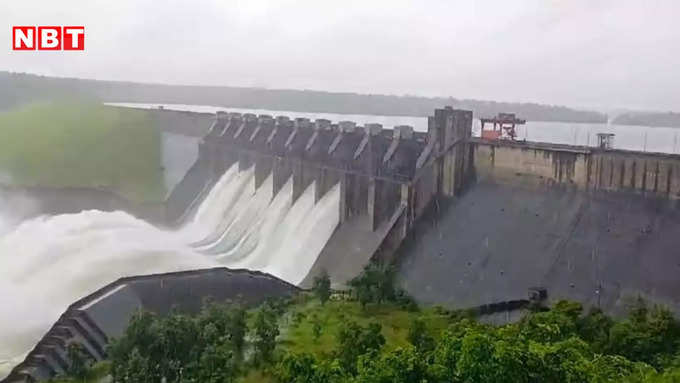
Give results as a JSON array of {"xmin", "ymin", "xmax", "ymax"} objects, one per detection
[
  {"xmin": 198, "ymin": 303, "xmax": 247, "ymax": 354},
  {"xmin": 336, "ymin": 321, "xmax": 385, "ymax": 374},
  {"xmin": 197, "ymin": 340, "xmax": 240, "ymax": 383},
  {"xmin": 527, "ymin": 337, "xmax": 592, "ymax": 382},
  {"xmin": 456, "ymin": 330, "xmax": 497, "ymax": 382},
  {"xmin": 226, "ymin": 306, "xmax": 247, "ymax": 353},
  {"xmin": 577, "ymin": 307, "xmax": 613, "ymax": 352},
  {"xmin": 348, "ymin": 262, "xmax": 396, "ymax": 307},
  {"xmin": 109, "ymin": 304, "xmax": 246, "ymax": 382},
  {"xmin": 407, "ymin": 317, "xmax": 434, "ymax": 353},
  {"xmin": 586, "ymin": 354, "xmax": 653, "ymax": 383},
  {"xmin": 520, "ymin": 305, "xmax": 579, "ymax": 343},
  {"xmin": 313, "ymin": 270, "xmax": 332, "ymax": 305},
  {"xmin": 254, "ymin": 304, "xmax": 280, "ymax": 364},
  {"xmin": 275, "ymin": 353, "xmax": 346, "ymax": 383},
  {"xmin": 608, "ymin": 301, "xmax": 680, "ymax": 367},
  {"xmin": 276, "ymin": 353, "xmax": 318, "ymax": 383},
  {"xmin": 120, "ymin": 348, "xmax": 153, "ymax": 383},
  {"xmin": 356, "ymin": 346, "xmax": 430, "ymax": 383}
]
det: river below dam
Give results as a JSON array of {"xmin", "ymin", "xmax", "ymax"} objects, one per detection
[
  {"xmin": 0, "ymin": 163, "xmax": 340, "ymax": 379},
  {"xmin": 109, "ymin": 102, "xmax": 680, "ymax": 154}
]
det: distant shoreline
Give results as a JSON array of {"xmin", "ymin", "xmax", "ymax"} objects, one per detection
[{"xmin": 2, "ymin": 71, "xmax": 606, "ymax": 124}]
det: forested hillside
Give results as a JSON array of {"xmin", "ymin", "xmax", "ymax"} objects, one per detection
[
  {"xmin": 1, "ymin": 71, "xmax": 607, "ymax": 123},
  {"xmin": 613, "ymin": 112, "xmax": 680, "ymax": 128}
]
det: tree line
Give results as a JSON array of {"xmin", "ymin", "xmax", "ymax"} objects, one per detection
[{"xmin": 1, "ymin": 71, "xmax": 607, "ymax": 123}]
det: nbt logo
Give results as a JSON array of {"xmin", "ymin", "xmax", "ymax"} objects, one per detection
[{"xmin": 12, "ymin": 26, "xmax": 84, "ymax": 50}]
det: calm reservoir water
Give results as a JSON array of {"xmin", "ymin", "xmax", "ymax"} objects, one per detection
[{"xmin": 108, "ymin": 102, "xmax": 680, "ymax": 155}]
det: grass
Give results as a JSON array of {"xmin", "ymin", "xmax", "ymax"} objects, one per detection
[
  {"xmin": 0, "ymin": 101, "xmax": 164, "ymax": 203},
  {"xmin": 237, "ymin": 295, "xmax": 450, "ymax": 382},
  {"xmin": 278, "ymin": 296, "xmax": 450, "ymax": 356}
]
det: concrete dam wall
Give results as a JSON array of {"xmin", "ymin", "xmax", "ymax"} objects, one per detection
[
  {"xmin": 166, "ymin": 106, "xmax": 680, "ymax": 311},
  {"xmin": 168, "ymin": 107, "xmax": 475, "ymax": 287},
  {"xmin": 398, "ymin": 135, "xmax": 680, "ymax": 316}
]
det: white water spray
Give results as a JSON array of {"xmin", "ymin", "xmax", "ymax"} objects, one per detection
[{"xmin": 0, "ymin": 163, "xmax": 340, "ymax": 379}]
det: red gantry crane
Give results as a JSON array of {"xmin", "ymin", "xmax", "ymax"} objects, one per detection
[{"xmin": 480, "ymin": 113, "xmax": 526, "ymax": 141}]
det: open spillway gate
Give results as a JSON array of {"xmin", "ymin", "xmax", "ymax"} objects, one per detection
[
  {"xmin": 167, "ymin": 107, "xmax": 476, "ymax": 287},
  {"xmin": 169, "ymin": 106, "xmax": 680, "ymax": 292}
]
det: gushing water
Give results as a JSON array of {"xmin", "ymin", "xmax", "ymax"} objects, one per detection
[{"xmin": 0, "ymin": 164, "xmax": 341, "ymax": 379}]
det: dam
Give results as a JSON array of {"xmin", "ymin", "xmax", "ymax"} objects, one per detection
[{"xmin": 3, "ymin": 106, "xmax": 680, "ymax": 382}]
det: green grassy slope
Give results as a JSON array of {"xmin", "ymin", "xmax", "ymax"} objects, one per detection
[
  {"xmin": 239, "ymin": 296, "xmax": 449, "ymax": 383},
  {"xmin": 0, "ymin": 102, "xmax": 164, "ymax": 203},
  {"xmin": 279, "ymin": 298, "xmax": 449, "ymax": 355}
]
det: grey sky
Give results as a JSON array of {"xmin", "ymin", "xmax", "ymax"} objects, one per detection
[{"xmin": 2, "ymin": 0, "xmax": 679, "ymax": 112}]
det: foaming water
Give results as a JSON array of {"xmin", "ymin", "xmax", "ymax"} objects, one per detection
[{"xmin": 0, "ymin": 163, "xmax": 340, "ymax": 379}]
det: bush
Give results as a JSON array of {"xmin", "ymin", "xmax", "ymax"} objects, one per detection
[{"xmin": 312, "ymin": 270, "xmax": 332, "ymax": 305}]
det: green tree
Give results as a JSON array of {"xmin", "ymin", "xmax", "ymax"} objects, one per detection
[
  {"xmin": 430, "ymin": 319, "xmax": 481, "ymax": 381},
  {"xmin": 336, "ymin": 321, "xmax": 385, "ymax": 374},
  {"xmin": 254, "ymin": 304, "xmax": 280, "ymax": 364},
  {"xmin": 407, "ymin": 317, "xmax": 435, "ymax": 353},
  {"xmin": 577, "ymin": 307, "xmax": 613, "ymax": 352},
  {"xmin": 586, "ymin": 354, "xmax": 653, "ymax": 383},
  {"xmin": 455, "ymin": 330, "xmax": 531, "ymax": 383},
  {"xmin": 348, "ymin": 262, "xmax": 396, "ymax": 307},
  {"xmin": 120, "ymin": 348, "xmax": 153, "ymax": 383},
  {"xmin": 276, "ymin": 353, "xmax": 318, "ymax": 383},
  {"xmin": 520, "ymin": 306, "xmax": 579, "ymax": 343},
  {"xmin": 608, "ymin": 300, "xmax": 680, "ymax": 367},
  {"xmin": 527, "ymin": 337, "xmax": 592, "ymax": 382},
  {"xmin": 197, "ymin": 340, "xmax": 240, "ymax": 383},
  {"xmin": 109, "ymin": 310, "xmax": 158, "ymax": 382},
  {"xmin": 356, "ymin": 346, "xmax": 430, "ymax": 383},
  {"xmin": 275, "ymin": 353, "xmax": 346, "ymax": 383},
  {"xmin": 313, "ymin": 270, "xmax": 332, "ymax": 305},
  {"xmin": 198, "ymin": 303, "xmax": 247, "ymax": 353}
]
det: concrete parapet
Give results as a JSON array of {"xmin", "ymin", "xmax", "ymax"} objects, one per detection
[{"xmin": 469, "ymin": 138, "xmax": 680, "ymax": 199}]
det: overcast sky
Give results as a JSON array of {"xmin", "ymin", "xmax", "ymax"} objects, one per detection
[{"xmin": 2, "ymin": 0, "xmax": 679, "ymax": 112}]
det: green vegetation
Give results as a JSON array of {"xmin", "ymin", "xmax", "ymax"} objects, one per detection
[
  {"xmin": 312, "ymin": 270, "xmax": 331, "ymax": 305},
  {"xmin": 53, "ymin": 264, "xmax": 680, "ymax": 383},
  {"xmin": 48, "ymin": 361, "xmax": 110, "ymax": 383},
  {"xmin": 0, "ymin": 101, "xmax": 164, "ymax": 203}
]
